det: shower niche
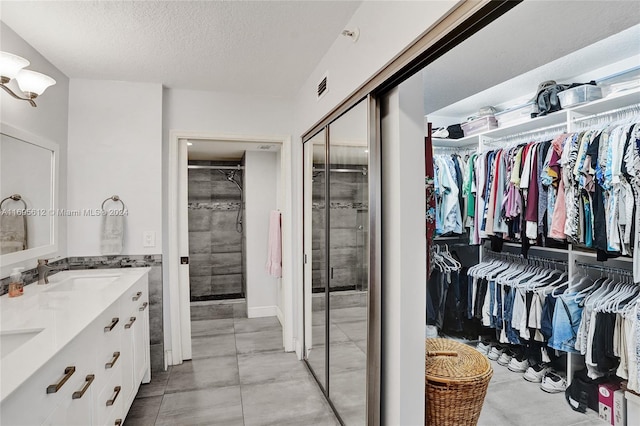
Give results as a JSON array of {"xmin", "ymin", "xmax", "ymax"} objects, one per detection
[{"xmin": 187, "ymin": 159, "xmax": 245, "ymax": 301}]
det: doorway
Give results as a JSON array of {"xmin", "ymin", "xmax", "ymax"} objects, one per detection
[{"xmin": 167, "ymin": 133, "xmax": 294, "ymax": 366}]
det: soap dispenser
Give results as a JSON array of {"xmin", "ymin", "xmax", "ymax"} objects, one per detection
[{"xmin": 8, "ymin": 267, "xmax": 25, "ymax": 297}]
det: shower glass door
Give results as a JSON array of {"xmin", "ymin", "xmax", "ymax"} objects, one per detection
[
  {"xmin": 328, "ymin": 100, "xmax": 368, "ymax": 425},
  {"xmin": 304, "ymin": 128, "xmax": 327, "ymax": 390}
]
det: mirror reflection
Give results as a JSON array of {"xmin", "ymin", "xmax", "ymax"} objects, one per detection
[
  {"xmin": 328, "ymin": 100, "xmax": 368, "ymax": 425},
  {"xmin": 303, "ymin": 100, "xmax": 369, "ymax": 425},
  {"xmin": 305, "ymin": 128, "xmax": 327, "ymax": 390},
  {"xmin": 0, "ymin": 132, "xmax": 54, "ymax": 255}
]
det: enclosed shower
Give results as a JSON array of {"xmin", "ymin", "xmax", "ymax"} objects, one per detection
[
  {"xmin": 187, "ymin": 160, "xmax": 245, "ymax": 301},
  {"xmin": 311, "ymin": 164, "xmax": 368, "ymax": 293}
]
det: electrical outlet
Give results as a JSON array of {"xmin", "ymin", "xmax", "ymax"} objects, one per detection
[{"xmin": 143, "ymin": 231, "xmax": 156, "ymax": 248}]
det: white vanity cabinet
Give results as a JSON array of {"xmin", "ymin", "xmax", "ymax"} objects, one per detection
[
  {"xmin": 0, "ymin": 269, "xmax": 151, "ymax": 426},
  {"xmin": 119, "ymin": 278, "xmax": 151, "ymax": 411},
  {"xmin": 2, "ymin": 332, "xmax": 96, "ymax": 426}
]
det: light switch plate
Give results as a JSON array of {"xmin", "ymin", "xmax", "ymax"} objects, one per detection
[{"xmin": 143, "ymin": 231, "xmax": 156, "ymax": 248}]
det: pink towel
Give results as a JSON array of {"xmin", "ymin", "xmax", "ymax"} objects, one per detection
[{"xmin": 266, "ymin": 210, "xmax": 282, "ymax": 278}]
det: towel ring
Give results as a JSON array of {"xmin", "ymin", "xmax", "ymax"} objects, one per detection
[
  {"xmin": 0, "ymin": 194, "xmax": 28, "ymax": 250},
  {"xmin": 101, "ymin": 195, "xmax": 126, "ymax": 212},
  {"xmin": 0, "ymin": 194, "xmax": 28, "ymax": 210}
]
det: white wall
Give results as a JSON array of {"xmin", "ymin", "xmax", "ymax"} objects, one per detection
[
  {"xmin": 0, "ymin": 22, "xmax": 69, "ymax": 277},
  {"xmin": 293, "ymin": 0, "xmax": 457, "ymax": 136},
  {"xmin": 67, "ymin": 79, "xmax": 162, "ymax": 256},
  {"xmin": 244, "ymin": 150, "xmax": 279, "ymax": 318},
  {"xmin": 380, "ymin": 72, "xmax": 426, "ymax": 426}
]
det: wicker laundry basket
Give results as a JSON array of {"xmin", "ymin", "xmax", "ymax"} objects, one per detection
[{"xmin": 425, "ymin": 338, "xmax": 493, "ymax": 426}]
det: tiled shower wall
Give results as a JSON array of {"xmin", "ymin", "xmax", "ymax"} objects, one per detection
[
  {"xmin": 312, "ymin": 165, "xmax": 368, "ymax": 292},
  {"xmin": 188, "ymin": 160, "xmax": 244, "ymax": 301}
]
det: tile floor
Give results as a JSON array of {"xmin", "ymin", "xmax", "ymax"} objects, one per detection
[
  {"xmin": 128, "ymin": 299, "xmax": 605, "ymax": 426},
  {"xmin": 478, "ymin": 358, "xmax": 604, "ymax": 426},
  {"xmin": 125, "ymin": 308, "xmax": 339, "ymax": 426}
]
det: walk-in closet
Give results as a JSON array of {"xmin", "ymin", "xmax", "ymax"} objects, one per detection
[{"xmin": 412, "ymin": 1, "xmax": 640, "ymax": 424}]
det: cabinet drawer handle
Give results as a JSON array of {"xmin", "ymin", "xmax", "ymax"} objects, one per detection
[
  {"xmin": 124, "ymin": 316, "xmax": 137, "ymax": 329},
  {"xmin": 72, "ymin": 374, "xmax": 95, "ymax": 399},
  {"xmin": 132, "ymin": 291, "xmax": 142, "ymax": 301},
  {"xmin": 115, "ymin": 420, "xmax": 122, "ymax": 426},
  {"xmin": 46, "ymin": 366, "xmax": 76, "ymax": 394},
  {"xmin": 105, "ymin": 351, "xmax": 121, "ymax": 369},
  {"xmin": 106, "ymin": 386, "xmax": 121, "ymax": 406},
  {"xmin": 104, "ymin": 317, "xmax": 119, "ymax": 332},
  {"xmin": 139, "ymin": 302, "xmax": 148, "ymax": 311}
]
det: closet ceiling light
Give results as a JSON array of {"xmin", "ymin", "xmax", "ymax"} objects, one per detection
[{"xmin": 0, "ymin": 51, "xmax": 56, "ymax": 107}]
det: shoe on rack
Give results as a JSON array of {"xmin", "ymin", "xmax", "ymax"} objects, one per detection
[
  {"xmin": 496, "ymin": 350, "xmax": 513, "ymax": 366},
  {"xmin": 487, "ymin": 345, "xmax": 505, "ymax": 361},
  {"xmin": 523, "ymin": 364, "xmax": 551, "ymax": 383},
  {"xmin": 540, "ymin": 372, "xmax": 567, "ymax": 393},
  {"xmin": 507, "ymin": 355, "xmax": 529, "ymax": 372},
  {"xmin": 476, "ymin": 340, "xmax": 491, "ymax": 355}
]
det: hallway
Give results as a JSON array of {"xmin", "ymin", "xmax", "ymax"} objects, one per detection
[{"xmin": 125, "ymin": 305, "xmax": 339, "ymax": 425}]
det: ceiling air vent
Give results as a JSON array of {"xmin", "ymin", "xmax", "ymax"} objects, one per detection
[
  {"xmin": 257, "ymin": 145, "xmax": 273, "ymax": 150},
  {"xmin": 317, "ymin": 73, "xmax": 328, "ymax": 100}
]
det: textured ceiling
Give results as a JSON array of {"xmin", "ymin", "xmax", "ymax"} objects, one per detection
[{"xmin": 0, "ymin": 0, "xmax": 362, "ymax": 98}]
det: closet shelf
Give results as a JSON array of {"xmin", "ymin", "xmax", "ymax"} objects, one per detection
[
  {"xmin": 432, "ymin": 135, "xmax": 478, "ymax": 148},
  {"xmin": 569, "ymin": 87, "xmax": 640, "ymax": 116},
  {"xmin": 440, "ymin": 87, "xmax": 640, "ymax": 144}
]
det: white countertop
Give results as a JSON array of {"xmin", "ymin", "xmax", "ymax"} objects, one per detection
[{"xmin": 0, "ymin": 268, "xmax": 150, "ymax": 402}]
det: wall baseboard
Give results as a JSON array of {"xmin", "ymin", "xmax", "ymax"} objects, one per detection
[
  {"xmin": 276, "ymin": 306, "xmax": 284, "ymax": 326},
  {"xmin": 247, "ymin": 305, "xmax": 278, "ymax": 318}
]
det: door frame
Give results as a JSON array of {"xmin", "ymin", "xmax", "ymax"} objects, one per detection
[{"xmin": 167, "ymin": 130, "xmax": 294, "ymax": 365}]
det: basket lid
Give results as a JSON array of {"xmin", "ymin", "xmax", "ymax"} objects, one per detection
[{"xmin": 425, "ymin": 338, "xmax": 491, "ymax": 381}]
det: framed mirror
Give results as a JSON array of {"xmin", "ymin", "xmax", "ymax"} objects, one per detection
[{"xmin": 0, "ymin": 123, "xmax": 58, "ymax": 270}]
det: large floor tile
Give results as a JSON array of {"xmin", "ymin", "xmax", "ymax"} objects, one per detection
[
  {"xmin": 233, "ymin": 302, "xmax": 247, "ymax": 318},
  {"xmin": 238, "ymin": 350, "xmax": 309, "ymax": 385},
  {"xmin": 241, "ymin": 376, "xmax": 336, "ymax": 426},
  {"xmin": 125, "ymin": 395, "xmax": 162, "ymax": 426},
  {"xmin": 190, "ymin": 303, "xmax": 234, "ymax": 320},
  {"xmin": 312, "ymin": 323, "xmax": 351, "ymax": 346},
  {"xmin": 334, "ymin": 320, "xmax": 366, "ymax": 342},
  {"xmin": 191, "ymin": 333, "xmax": 237, "ymax": 359},
  {"xmin": 328, "ymin": 368, "xmax": 367, "ymax": 415},
  {"xmin": 478, "ymin": 378, "xmax": 598, "ymax": 426},
  {"xmin": 165, "ymin": 355, "xmax": 239, "ymax": 393},
  {"xmin": 191, "ymin": 318, "xmax": 235, "ymax": 338},
  {"xmin": 329, "ymin": 306, "xmax": 367, "ymax": 324},
  {"xmin": 156, "ymin": 386, "xmax": 244, "ymax": 426},
  {"xmin": 234, "ymin": 316, "xmax": 281, "ymax": 334},
  {"xmin": 136, "ymin": 368, "xmax": 171, "ymax": 399},
  {"xmin": 235, "ymin": 328, "xmax": 284, "ymax": 354},
  {"xmin": 328, "ymin": 341, "xmax": 367, "ymax": 374}
]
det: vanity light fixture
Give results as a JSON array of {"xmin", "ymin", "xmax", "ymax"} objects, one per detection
[{"xmin": 0, "ymin": 51, "xmax": 56, "ymax": 107}]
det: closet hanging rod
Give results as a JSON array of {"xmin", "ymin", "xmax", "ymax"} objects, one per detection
[
  {"xmin": 312, "ymin": 167, "xmax": 368, "ymax": 173},
  {"xmin": 484, "ymin": 122, "xmax": 567, "ymax": 146},
  {"xmin": 433, "ymin": 146, "xmax": 476, "ymax": 152},
  {"xmin": 188, "ymin": 165, "xmax": 244, "ymax": 171},
  {"xmin": 572, "ymin": 102, "xmax": 640, "ymax": 125},
  {"xmin": 485, "ymin": 250, "xmax": 568, "ymax": 266},
  {"xmin": 574, "ymin": 261, "xmax": 633, "ymax": 276}
]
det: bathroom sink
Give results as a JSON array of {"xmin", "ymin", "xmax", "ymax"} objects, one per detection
[
  {"xmin": 0, "ymin": 329, "xmax": 44, "ymax": 359},
  {"xmin": 44, "ymin": 275, "xmax": 120, "ymax": 292}
]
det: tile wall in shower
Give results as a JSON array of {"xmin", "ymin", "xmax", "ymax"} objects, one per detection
[
  {"xmin": 188, "ymin": 160, "xmax": 244, "ymax": 301},
  {"xmin": 312, "ymin": 165, "xmax": 368, "ymax": 293}
]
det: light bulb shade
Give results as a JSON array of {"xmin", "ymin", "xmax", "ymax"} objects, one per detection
[
  {"xmin": 16, "ymin": 69, "xmax": 56, "ymax": 96},
  {"xmin": 0, "ymin": 51, "xmax": 30, "ymax": 80}
]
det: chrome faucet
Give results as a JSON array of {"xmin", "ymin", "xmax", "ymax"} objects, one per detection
[{"xmin": 37, "ymin": 259, "xmax": 65, "ymax": 284}]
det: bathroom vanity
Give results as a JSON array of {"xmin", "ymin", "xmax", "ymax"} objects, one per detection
[{"xmin": 0, "ymin": 268, "xmax": 150, "ymax": 426}]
